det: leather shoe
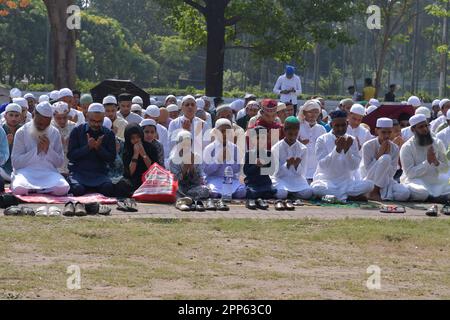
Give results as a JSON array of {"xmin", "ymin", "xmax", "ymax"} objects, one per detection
[
  {"xmin": 256, "ymin": 199, "xmax": 269, "ymax": 210},
  {"xmin": 246, "ymin": 199, "xmax": 257, "ymax": 210},
  {"xmin": 275, "ymin": 200, "xmax": 285, "ymax": 211}
]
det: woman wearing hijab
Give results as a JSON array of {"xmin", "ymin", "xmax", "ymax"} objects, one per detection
[{"xmin": 116, "ymin": 123, "xmax": 158, "ymax": 197}]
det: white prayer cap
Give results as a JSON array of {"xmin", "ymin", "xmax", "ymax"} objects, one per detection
[
  {"xmin": 350, "ymin": 104, "xmax": 366, "ymax": 116},
  {"xmin": 415, "ymin": 107, "xmax": 431, "ymax": 119},
  {"xmin": 439, "ymin": 98, "xmax": 450, "ymax": 109},
  {"xmin": 12, "ymin": 98, "xmax": 28, "ymax": 110},
  {"xmin": 230, "ymin": 99, "xmax": 245, "ymax": 112},
  {"xmin": 432, "ymin": 99, "xmax": 441, "ymax": 107},
  {"xmin": 196, "ymin": 98, "xmax": 205, "ymax": 110},
  {"xmin": 409, "ymin": 114, "xmax": 427, "ymax": 127},
  {"xmin": 53, "ymin": 101, "xmax": 69, "ymax": 114},
  {"xmin": 131, "ymin": 104, "xmax": 143, "ymax": 112},
  {"xmin": 322, "ymin": 109, "xmax": 328, "ymax": 119},
  {"xmin": 165, "ymin": 95, "xmax": 176, "ymax": 104},
  {"xmin": 366, "ymin": 105, "xmax": 378, "ymax": 115},
  {"xmin": 9, "ymin": 88, "xmax": 22, "ymax": 98},
  {"xmin": 5, "ymin": 103, "xmax": 22, "ymax": 114},
  {"xmin": 140, "ymin": 119, "xmax": 157, "ymax": 128},
  {"xmin": 340, "ymin": 98, "xmax": 353, "ymax": 106},
  {"xmin": 132, "ymin": 96, "xmax": 143, "ymax": 105},
  {"xmin": 39, "ymin": 95, "xmax": 50, "ymax": 103},
  {"xmin": 49, "ymin": 90, "xmax": 60, "ymax": 101},
  {"xmin": 303, "ymin": 100, "xmax": 321, "ymax": 112},
  {"xmin": 88, "ymin": 103, "xmax": 105, "ymax": 113},
  {"xmin": 277, "ymin": 102, "xmax": 287, "ymax": 112},
  {"xmin": 376, "ymin": 117, "xmax": 393, "ymax": 128},
  {"xmin": 176, "ymin": 130, "xmax": 192, "ymax": 142},
  {"xmin": 103, "ymin": 95, "xmax": 117, "ymax": 105},
  {"xmin": 369, "ymin": 98, "xmax": 381, "ymax": 108},
  {"xmin": 215, "ymin": 118, "xmax": 232, "ymax": 129},
  {"xmin": 246, "ymin": 100, "xmax": 259, "ymax": 109},
  {"xmin": 24, "ymin": 93, "xmax": 35, "ymax": 100},
  {"xmin": 103, "ymin": 117, "xmax": 112, "ymax": 130},
  {"xmin": 150, "ymin": 97, "xmax": 158, "ymax": 105},
  {"xmin": 145, "ymin": 105, "xmax": 160, "ymax": 118},
  {"xmin": 36, "ymin": 101, "xmax": 54, "ymax": 118},
  {"xmin": 181, "ymin": 95, "xmax": 196, "ymax": 105},
  {"xmin": 407, "ymin": 96, "xmax": 421, "ymax": 108},
  {"xmin": 177, "ymin": 99, "xmax": 182, "ymax": 107},
  {"xmin": 167, "ymin": 104, "xmax": 179, "ymax": 112},
  {"xmin": 401, "ymin": 101, "xmax": 408, "ymax": 105},
  {"xmin": 59, "ymin": 88, "xmax": 73, "ymax": 99}
]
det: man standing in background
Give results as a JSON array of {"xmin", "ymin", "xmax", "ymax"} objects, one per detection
[{"xmin": 273, "ymin": 65, "xmax": 302, "ymax": 115}]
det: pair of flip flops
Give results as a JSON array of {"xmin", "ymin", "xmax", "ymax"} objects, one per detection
[
  {"xmin": 4, "ymin": 206, "xmax": 35, "ymax": 216},
  {"xmin": 380, "ymin": 205, "xmax": 406, "ymax": 214},
  {"xmin": 426, "ymin": 204, "xmax": 450, "ymax": 217},
  {"xmin": 36, "ymin": 206, "xmax": 62, "ymax": 217},
  {"xmin": 275, "ymin": 200, "xmax": 295, "ymax": 211},
  {"xmin": 175, "ymin": 198, "xmax": 207, "ymax": 212},
  {"xmin": 117, "ymin": 198, "xmax": 138, "ymax": 212}
]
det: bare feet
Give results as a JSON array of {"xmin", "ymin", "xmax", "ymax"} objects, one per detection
[{"xmin": 367, "ymin": 191, "xmax": 382, "ymax": 202}]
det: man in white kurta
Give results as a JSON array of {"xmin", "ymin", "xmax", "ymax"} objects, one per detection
[
  {"xmin": 400, "ymin": 114, "xmax": 450, "ymax": 201},
  {"xmin": 402, "ymin": 107, "xmax": 431, "ymax": 142},
  {"xmin": 297, "ymin": 100, "xmax": 326, "ymax": 180},
  {"xmin": 430, "ymin": 99, "xmax": 450, "ymax": 133},
  {"xmin": 311, "ymin": 111, "xmax": 374, "ymax": 201},
  {"xmin": 11, "ymin": 102, "xmax": 70, "ymax": 196},
  {"xmin": 346, "ymin": 104, "xmax": 373, "ymax": 150},
  {"xmin": 271, "ymin": 116, "xmax": 313, "ymax": 200},
  {"xmin": 361, "ymin": 118, "xmax": 410, "ymax": 202},
  {"xmin": 436, "ymin": 110, "xmax": 450, "ymax": 151},
  {"xmin": 144, "ymin": 105, "xmax": 169, "ymax": 161}
]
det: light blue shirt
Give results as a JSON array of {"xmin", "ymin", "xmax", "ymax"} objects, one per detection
[{"xmin": 0, "ymin": 126, "xmax": 9, "ymax": 166}]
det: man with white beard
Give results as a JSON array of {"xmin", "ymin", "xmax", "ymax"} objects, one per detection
[
  {"xmin": 400, "ymin": 114, "xmax": 450, "ymax": 202},
  {"xmin": 10, "ymin": 102, "xmax": 70, "ymax": 196}
]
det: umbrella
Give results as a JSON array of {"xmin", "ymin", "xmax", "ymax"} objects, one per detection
[
  {"xmin": 90, "ymin": 79, "xmax": 150, "ymax": 106},
  {"xmin": 363, "ymin": 104, "xmax": 415, "ymax": 135}
]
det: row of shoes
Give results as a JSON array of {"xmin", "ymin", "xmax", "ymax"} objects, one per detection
[
  {"xmin": 426, "ymin": 204, "xmax": 450, "ymax": 217},
  {"xmin": 4, "ymin": 206, "xmax": 42, "ymax": 216},
  {"xmin": 63, "ymin": 202, "xmax": 111, "ymax": 217},
  {"xmin": 246, "ymin": 199, "xmax": 303, "ymax": 211},
  {"xmin": 176, "ymin": 198, "xmax": 229, "ymax": 212}
]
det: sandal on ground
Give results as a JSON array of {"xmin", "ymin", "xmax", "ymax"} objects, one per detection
[
  {"xmin": 175, "ymin": 197, "xmax": 193, "ymax": 212},
  {"xmin": 63, "ymin": 201, "xmax": 76, "ymax": 217},
  {"xmin": 74, "ymin": 202, "xmax": 87, "ymax": 217},
  {"xmin": 205, "ymin": 199, "xmax": 217, "ymax": 211},
  {"xmin": 195, "ymin": 200, "xmax": 206, "ymax": 212},
  {"xmin": 48, "ymin": 206, "xmax": 62, "ymax": 217},
  {"xmin": 36, "ymin": 206, "xmax": 48, "ymax": 217},
  {"xmin": 275, "ymin": 200, "xmax": 286, "ymax": 211},
  {"xmin": 4, "ymin": 206, "xmax": 35, "ymax": 216},
  {"xmin": 441, "ymin": 203, "xmax": 450, "ymax": 216},
  {"xmin": 380, "ymin": 205, "xmax": 406, "ymax": 214},
  {"xmin": 426, "ymin": 205, "xmax": 439, "ymax": 217},
  {"xmin": 284, "ymin": 200, "xmax": 295, "ymax": 211},
  {"xmin": 216, "ymin": 199, "xmax": 229, "ymax": 211},
  {"xmin": 117, "ymin": 198, "xmax": 138, "ymax": 213}
]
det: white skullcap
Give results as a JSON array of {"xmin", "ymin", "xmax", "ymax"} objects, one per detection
[
  {"xmin": 176, "ymin": 130, "xmax": 192, "ymax": 142},
  {"xmin": 407, "ymin": 96, "xmax": 421, "ymax": 108},
  {"xmin": 350, "ymin": 104, "xmax": 366, "ymax": 116},
  {"xmin": 340, "ymin": 98, "xmax": 353, "ymax": 105},
  {"xmin": 167, "ymin": 104, "xmax": 179, "ymax": 112},
  {"xmin": 303, "ymin": 100, "xmax": 321, "ymax": 112},
  {"xmin": 181, "ymin": 95, "xmax": 196, "ymax": 105},
  {"xmin": 49, "ymin": 90, "xmax": 60, "ymax": 101},
  {"xmin": 12, "ymin": 98, "xmax": 28, "ymax": 109},
  {"xmin": 24, "ymin": 93, "xmax": 35, "ymax": 100},
  {"xmin": 150, "ymin": 97, "xmax": 157, "ymax": 105},
  {"xmin": 53, "ymin": 101, "xmax": 69, "ymax": 114},
  {"xmin": 103, "ymin": 117, "xmax": 112, "ymax": 130},
  {"xmin": 177, "ymin": 99, "xmax": 182, "ymax": 107},
  {"xmin": 401, "ymin": 101, "xmax": 408, "ymax": 105},
  {"xmin": 36, "ymin": 102, "xmax": 54, "ymax": 118},
  {"xmin": 39, "ymin": 95, "xmax": 50, "ymax": 103},
  {"xmin": 322, "ymin": 109, "xmax": 328, "ymax": 119},
  {"xmin": 432, "ymin": 99, "xmax": 441, "ymax": 107},
  {"xmin": 415, "ymin": 107, "xmax": 431, "ymax": 118},
  {"xmin": 59, "ymin": 88, "xmax": 73, "ymax": 99},
  {"xmin": 131, "ymin": 104, "xmax": 143, "ymax": 112},
  {"xmin": 409, "ymin": 114, "xmax": 427, "ymax": 127},
  {"xmin": 88, "ymin": 103, "xmax": 105, "ymax": 113},
  {"xmin": 376, "ymin": 117, "xmax": 393, "ymax": 128},
  {"xmin": 165, "ymin": 95, "xmax": 176, "ymax": 104},
  {"xmin": 369, "ymin": 98, "xmax": 381, "ymax": 107},
  {"xmin": 214, "ymin": 118, "xmax": 232, "ymax": 129},
  {"xmin": 230, "ymin": 99, "xmax": 245, "ymax": 112},
  {"xmin": 145, "ymin": 105, "xmax": 160, "ymax": 118},
  {"xmin": 366, "ymin": 105, "xmax": 378, "ymax": 115},
  {"xmin": 140, "ymin": 119, "xmax": 157, "ymax": 128},
  {"xmin": 103, "ymin": 95, "xmax": 117, "ymax": 105},
  {"xmin": 9, "ymin": 88, "xmax": 22, "ymax": 98},
  {"xmin": 439, "ymin": 98, "xmax": 450, "ymax": 109},
  {"xmin": 246, "ymin": 100, "xmax": 259, "ymax": 109},
  {"xmin": 5, "ymin": 103, "xmax": 22, "ymax": 114},
  {"xmin": 196, "ymin": 98, "xmax": 205, "ymax": 110},
  {"xmin": 277, "ymin": 103, "xmax": 287, "ymax": 112},
  {"xmin": 132, "ymin": 96, "xmax": 143, "ymax": 105}
]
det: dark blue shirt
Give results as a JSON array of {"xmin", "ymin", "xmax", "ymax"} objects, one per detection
[
  {"xmin": 0, "ymin": 103, "xmax": 9, "ymax": 114},
  {"xmin": 67, "ymin": 123, "xmax": 116, "ymax": 187}
]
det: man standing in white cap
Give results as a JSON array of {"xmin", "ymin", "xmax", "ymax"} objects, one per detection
[
  {"xmin": 67, "ymin": 103, "xmax": 116, "ymax": 197},
  {"xmin": 347, "ymin": 104, "xmax": 373, "ymax": 151},
  {"xmin": 0, "ymin": 103, "xmax": 22, "ymax": 182},
  {"xmin": 51, "ymin": 102, "xmax": 76, "ymax": 175},
  {"xmin": 400, "ymin": 114, "xmax": 450, "ymax": 202},
  {"xmin": 144, "ymin": 105, "xmax": 169, "ymax": 161},
  {"xmin": 401, "ymin": 107, "xmax": 431, "ymax": 141},
  {"xmin": 361, "ymin": 118, "xmax": 410, "ymax": 201},
  {"xmin": 430, "ymin": 99, "xmax": 450, "ymax": 133},
  {"xmin": 10, "ymin": 102, "xmax": 70, "ymax": 196},
  {"xmin": 59, "ymin": 88, "xmax": 85, "ymax": 126},
  {"xmin": 103, "ymin": 95, "xmax": 127, "ymax": 140}
]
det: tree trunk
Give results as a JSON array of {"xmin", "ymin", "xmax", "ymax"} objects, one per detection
[
  {"xmin": 204, "ymin": 1, "xmax": 226, "ymax": 98},
  {"xmin": 439, "ymin": 1, "xmax": 449, "ymax": 98},
  {"xmin": 43, "ymin": 0, "xmax": 77, "ymax": 89}
]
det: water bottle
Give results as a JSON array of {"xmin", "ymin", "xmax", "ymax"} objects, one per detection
[{"xmin": 222, "ymin": 166, "xmax": 234, "ymax": 202}]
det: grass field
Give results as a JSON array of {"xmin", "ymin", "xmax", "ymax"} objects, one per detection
[{"xmin": 0, "ymin": 217, "xmax": 449, "ymax": 300}]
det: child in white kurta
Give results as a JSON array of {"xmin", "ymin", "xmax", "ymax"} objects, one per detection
[{"xmin": 271, "ymin": 117, "xmax": 313, "ymax": 200}]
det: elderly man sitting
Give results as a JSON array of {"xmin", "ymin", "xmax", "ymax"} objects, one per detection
[
  {"xmin": 10, "ymin": 102, "xmax": 70, "ymax": 196},
  {"xmin": 67, "ymin": 103, "xmax": 116, "ymax": 197}
]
